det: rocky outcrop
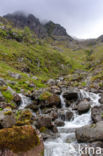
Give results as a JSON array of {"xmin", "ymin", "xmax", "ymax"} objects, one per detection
[
  {"xmin": 91, "ymin": 105, "xmax": 103, "ymax": 123},
  {"xmin": 0, "ymin": 125, "xmax": 44, "ymax": 156},
  {"xmin": 4, "ymin": 13, "xmax": 47, "ymax": 38},
  {"xmin": 76, "ymin": 121, "xmax": 103, "ymax": 142},
  {"xmin": 77, "ymin": 99, "xmax": 90, "ymax": 114}
]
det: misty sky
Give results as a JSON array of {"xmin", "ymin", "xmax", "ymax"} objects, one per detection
[{"xmin": 0, "ymin": 0, "xmax": 103, "ymax": 39}]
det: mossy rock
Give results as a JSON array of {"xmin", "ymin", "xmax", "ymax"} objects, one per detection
[
  {"xmin": 0, "ymin": 125, "xmax": 40, "ymax": 153},
  {"xmin": 16, "ymin": 109, "xmax": 33, "ymax": 126},
  {"xmin": 39, "ymin": 91, "xmax": 52, "ymax": 100}
]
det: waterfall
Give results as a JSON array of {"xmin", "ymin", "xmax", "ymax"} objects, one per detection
[
  {"xmin": 19, "ymin": 93, "xmax": 32, "ymax": 110},
  {"xmin": 44, "ymin": 90, "xmax": 101, "ymax": 156}
]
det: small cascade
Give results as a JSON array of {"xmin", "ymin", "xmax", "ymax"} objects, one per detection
[
  {"xmin": 60, "ymin": 93, "xmax": 66, "ymax": 108},
  {"xmin": 19, "ymin": 93, "xmax": 32, "ymax": 110},
  {"xmin": 44, "ymin": 89, "xmax": 101, "ymax": 156}
]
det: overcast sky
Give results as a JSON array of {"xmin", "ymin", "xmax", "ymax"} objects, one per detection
[{"xmin": 0, "ymin": 0, "xmax": 103, "ymax": 39}]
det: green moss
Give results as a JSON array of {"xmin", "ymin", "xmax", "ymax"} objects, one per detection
[
  {"xmin": 39, "ymin": 91, "xmax": 52, "ymax": 100},
  {"xmin": 4, "ymin": 110, "xmax": 12, "ymax": 115},
  {"xmin": 40, "ymin": 127, "xmax": 47, "ymax": 133},
  {"xmin": 0, "ymin": 126, "xmax": 40, "ymax": 153},
  {"xmin": 2, "ymin": 90, "xmax": 13, "ymax": 103}
]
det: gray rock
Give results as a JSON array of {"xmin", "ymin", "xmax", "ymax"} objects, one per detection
[
  {"xmin": 35, "ymin": 115, "xmax": 53, "ymax": 129},
  {"xmin": 78, "ymin": 99, "xmax": 90, "ymax": 114},
  {"xmin": 91, "ymin": 105, "xmax": 103, "ymax": 123},
  {"xmin": 76, "ymin": 121, "xmax": 103, "ymax": 142},
  {"xmin": 55, "ymin": 119, "xmax": 65, "ymax": 127},
  {"xmin": 13, "ymin": 93, "xmax": 21, "ymax": 105},
  {"xmin": 99, "ymin": 94, "xmax": 103, "ymax": 104},
  {"xmin": 0, "ymin": 108, "xmax": 16, "ymax": 128}
]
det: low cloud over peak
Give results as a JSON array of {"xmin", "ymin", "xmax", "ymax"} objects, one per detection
[{"xmin": 1, "ymin": 0, "xmax": 103, "ymax": 39}]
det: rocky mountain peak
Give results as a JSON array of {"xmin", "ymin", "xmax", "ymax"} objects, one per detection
[{"xmin": 3, "ymin": 12, "xmax": 73, "ymax": 40}]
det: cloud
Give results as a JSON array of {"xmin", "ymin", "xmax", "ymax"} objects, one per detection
[{"xmin": 0, "ymin": 0, "xmax": 103, "ymax": 39}]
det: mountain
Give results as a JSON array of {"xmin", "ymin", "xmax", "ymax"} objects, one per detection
[{"xmin": 4, "ymin": 12, "xmax": 73, "ymax": 41}]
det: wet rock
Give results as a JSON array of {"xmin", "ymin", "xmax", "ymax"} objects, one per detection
[
  {"xmin": 99, "ymin": 94, "xmax": 103, "ymax": 104},
  {"xmin": 91, "ymin": 105, "xmax": 103, "ymax": 123},
  {"xmin": 65, "ymin": 110, "xmax": 73, "ymax": 120},
  {"xmin": 35, "ymin": 115, "xmax": 53, "ymax": 129},
  {"xmin": 78, "ymin": 99, "xmax": 91, "ymax": 114},
  {"xmin": 13, "ymin": 94, "xmax": 21, "ymax": 105},
  {"xmin": 0, "ymin": 92, "xmax": 5, "ymax": 102},
  {"xmin": 63, "ymin": 91, "xmax": 78, "ymax": 101},
  {"xmin": 42, "ymin": 108, "xmax": 58, "ymax": 121},
  {"xmin": 0, "ymin": 108, "xmax": 16, "ymax": 128},
  {"xmin": 43, "ymin": 94, "xmax": 61, "ymax": 108},
  {"xmin": 76, "ymin": 121, "xmax": 103, "ymax": 142},
  {"xmin": 58, "ymin": 109, "xmax": 73, "ymax": 121},
  {"xmin": 0, "ymin": 125, "xmax": 44, "ymax": 156},
  {"xmin": 55, "ymin": 119, "xmax": 65, "ymax": 127}
]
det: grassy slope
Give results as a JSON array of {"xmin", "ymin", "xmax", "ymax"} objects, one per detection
[{"xmin": 0, "ymin": 18, "xmax": 103, "ymax": 93}]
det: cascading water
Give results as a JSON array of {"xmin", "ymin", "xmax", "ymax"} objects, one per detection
[
  {"xmin": 19, "ymin": 93, "xmax": 32, "ymax": 110},
  {"xmin": 44, "ymin": 89, "xmax": 101, "ymax": 156}
]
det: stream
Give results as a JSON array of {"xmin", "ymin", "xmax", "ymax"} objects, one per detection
[
  {"xmin": 18, "ymin": 89, "xmax": 101, "ymax": 156},
  {"xmin": 44, "ymin": 89, "xmax": 100, "ymax": 156}
]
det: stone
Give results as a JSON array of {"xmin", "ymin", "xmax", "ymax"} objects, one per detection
[
  {"xmin": 13, "ymin": 94, "xmax": 21, "ymax": 105},
  {"xmin": 55, "ymin": 119, "xmax": 65, "ymax": 127},
  {"xmin": 99, "ymin": 94, "xmax": 103, "ymax": 104},
  {"xmin": 63, "ymin": 91, "xmax": 78, "ymax": 101},
  {"xmin": 76, "ymin": 121, "xmax": 103, "ymax": 142},
  {"xmin": 0, "ymin": 126, "xmax": 44, "ymax": 156},
  {"xmin": 91, "ymin": 105, "xmax": 103, "ymax": 123},
  {"xmin": 35, "ymin": 115, "xmax": 53, "ymax": 129},
  {"xmin": 0, "ymin": 108, "xmax": 16, "ymax": 128},
  {"xmin": 78, "ymin": 99, "xmax": 90, "ymax": 114}
]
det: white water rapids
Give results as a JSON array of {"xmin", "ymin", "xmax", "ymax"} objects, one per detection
[{"xmin": 44, "ymin": 90, "xmax": 101, "ymax": 156}]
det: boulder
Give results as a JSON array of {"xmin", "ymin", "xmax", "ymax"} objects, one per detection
[
  {"xmin": 44, "ymin": 94, "xmax": 61, "ymax": 108},
  {"xmin": 0, "ymin": 108, "xmax": 16, "ymax": 128},
  {"xmin": 63, "ymin": 91, "xmax": 78, "ymax": 101},
  {"xmin": 91, "ymin": 105, "xmax": 103, "ymax": 123},
  {"xmin": 0, "ymin": 125, "xmax": 44, "ymax": 156},
  {"xmin": 55, "ymin": 119, "xmax": 65, "ymax": 127},
  {"xmin": 13, "ymin": 94, "xmax": 21, "ymax": 105},
  {"xmin": 58, "ymin": 109, "xmax": 73, "ymax": 121},
  {"xmin": 78, "ymin": 99, "xmax": 90, "ymax": 114},
  {"xmin": 35, "ymin": 115, "xmax": 52, "ymax": 129},
  {"xmin": 76, "ymin": 121, "xmax": 103, "ymax": 142}
]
